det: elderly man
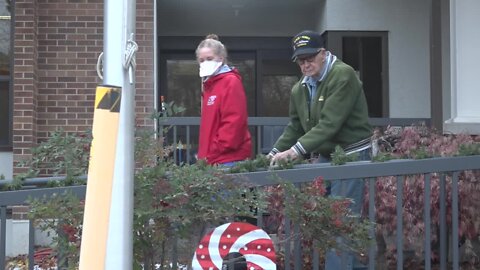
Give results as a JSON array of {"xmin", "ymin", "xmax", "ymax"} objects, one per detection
[{"xmin": 268, "ymin": 30, "xmax": 372, "ymax": 270}]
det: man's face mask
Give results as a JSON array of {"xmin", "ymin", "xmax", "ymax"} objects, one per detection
[{"xmin": 199, "ymin": 60, "xmax": 222, "ymax": 77}]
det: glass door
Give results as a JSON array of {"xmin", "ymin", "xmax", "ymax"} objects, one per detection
[
  {"xmin": 159, "ymin": 51, "xmax": 256, "ymax": 117},
  {"xmin": 157, "ymin": 37, "xmax": 301, "ymax": 157}
]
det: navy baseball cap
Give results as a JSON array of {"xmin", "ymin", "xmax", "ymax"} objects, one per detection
[{"xmin": 291, "ymin": 30, "xmax": 325, "ymax": 61}]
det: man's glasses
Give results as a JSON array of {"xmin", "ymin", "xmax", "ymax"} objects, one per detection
[{"xmin": 295, "ymin": 50, "xmax": 322, "ymax": 66}]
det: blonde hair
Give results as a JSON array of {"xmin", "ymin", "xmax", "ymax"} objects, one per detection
[{"xmin": 195, "ymin": 34, "xmax": 228, "ymax": 61}]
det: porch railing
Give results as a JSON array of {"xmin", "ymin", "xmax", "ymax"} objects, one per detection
[
  {"xmin": 0, "ymin": 185, "xmax": 86, "ymax": 270},
  {"xmin": 160, "ymin": 117, "xmax": 430, "ymax": 164},
  {"xmin": 234, "ymin": 155, "xmax": 480, "ymax": 270},
  {"xmin": 1, "ymin": 155, "xmax": 478, "ymax": 270},
  {"xmin": 0, "ymin": 117, "xmax": 458, "ymax": 270}
]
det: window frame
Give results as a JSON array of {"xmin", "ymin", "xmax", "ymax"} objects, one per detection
[
  {"xmin": 157, "ymin": 36, "xmax": 299, "ymax": 117},
  {"xmin": 322, "ymin": 30, "xmax": 389, "ymax": 117},
  {"xmin": 0, "ymin": 0, "xmax": 13, "ymax": 151}
]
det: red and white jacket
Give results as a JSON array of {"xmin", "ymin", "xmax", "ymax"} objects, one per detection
[{"xmin": 197, "ymin": 69, "xmax": 252, "ymax": 165}]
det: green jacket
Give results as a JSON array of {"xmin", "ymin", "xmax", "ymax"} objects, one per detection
[{"xmin": 273, "ymin": 59, "xmax": 372, "ymax": 157}]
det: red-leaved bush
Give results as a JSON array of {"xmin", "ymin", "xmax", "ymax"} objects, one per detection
[
  {"xmin": 367, "ymin": 125, "xmax": 480, "ymax": 267},
  {"xmin": 266, "ymin": 177, "xmax": 372, "ymax": 269}
]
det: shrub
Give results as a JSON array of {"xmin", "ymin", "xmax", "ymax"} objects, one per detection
[
  {"xmin": 28, "ymin": 192, "xmax": 84, "ymax": 270},
  {"xmin": 133, "ymin": 159, "xmax": 267, "ymax": 269},
  {"xmin": 8, "ymin": 129, "xmax": 91, "ymax": 191},
  {"xmin": 23, "ymin": 124, "xmax": 375, "ymax": 269},
  {"xmin": 368, "ymin": 124, "xmax": 480, "ymax": 268}
]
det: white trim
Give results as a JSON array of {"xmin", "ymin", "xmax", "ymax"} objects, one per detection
[{"xmin": 449, "ymin": 0, "xmax": 457, "ymax": 120}]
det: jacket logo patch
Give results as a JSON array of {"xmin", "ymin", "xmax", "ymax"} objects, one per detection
[{"xmin": 207, "ymin": 95, "xmax": 217, "ymax": 106}]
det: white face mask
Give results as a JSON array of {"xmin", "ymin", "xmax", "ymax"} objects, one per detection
[{"xmin": 199, "ymin": 60, "xmax": 222, "ymax": 77}]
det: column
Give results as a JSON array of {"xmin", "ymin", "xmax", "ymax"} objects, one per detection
[{"xmin": 444, "ymin": 0, "xmax": 480, "ymax": 134}]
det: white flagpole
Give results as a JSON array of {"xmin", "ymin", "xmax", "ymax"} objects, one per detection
[{"xmin": 103, "ymin": 0, "xmax": 136, "ymax": 269}]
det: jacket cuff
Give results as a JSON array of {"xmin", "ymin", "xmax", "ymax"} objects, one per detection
[
  {"xmin": 268, "ymin": 148, "xmax": 280, "ymax": 157},
  {"xmin": 292, "ymin": 142, "xmax": 307, "ymax": 155}
]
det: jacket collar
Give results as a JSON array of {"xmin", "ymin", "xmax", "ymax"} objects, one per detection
[{"xmin": 203, "ymin": 68, "xmax": 239, "ymax": 89}]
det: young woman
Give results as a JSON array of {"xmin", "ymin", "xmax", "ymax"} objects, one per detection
[{"xmin": 195, "ymin": 34, "xmax": 252, "ymax": 165}]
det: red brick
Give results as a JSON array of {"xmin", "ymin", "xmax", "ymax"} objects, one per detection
[{"xmin": 13, "ymin": 0, "xmax": 154, "ymax": 175}]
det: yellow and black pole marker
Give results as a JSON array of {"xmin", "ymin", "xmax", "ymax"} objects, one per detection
[
  {"xmin": 80, "ymin": 0, "xmax": 136, "ymax": 268},
  {"xmin": 79, "ymin": 85, "xmax": 121, "ymax": 269}
]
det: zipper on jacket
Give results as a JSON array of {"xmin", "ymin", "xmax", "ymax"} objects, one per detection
[{"xmin": 304, "ymin": 85, "xmax": 311, "ymax": 120}]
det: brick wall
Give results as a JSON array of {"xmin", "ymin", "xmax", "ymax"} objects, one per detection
[
  {"xmin": 36, "ymin": 0, "xmax": 104, "ymax": 141},
  {"xmin": 135, "ymin": 0, "xmax": 155, "ymax": 128},
  {"xmin": 13, "ymin": 0, "xmax": 39, "ymax": 174},
  {"xmin": 13, "ymin": 0, "xmax": 155, "ymax": 175}
]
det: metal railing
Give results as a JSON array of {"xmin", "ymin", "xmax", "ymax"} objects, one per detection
[
  {"xmin": 0, "ymin": 185, "xmax": 86, "ymax": 270},
  {"xmin": 2, "ymin": 116, "xmax": 444, "ymax": 269},
  {"xmin": 160, "ymin": 117, "xmax": 431, "ymax": 164},
  {"xmin": 1, "ymin": 155, "xmax": 478, "ymax": 269},
  {"xmin": 233, "ymin": 155, "xmax": 480, "ymax": 270}
]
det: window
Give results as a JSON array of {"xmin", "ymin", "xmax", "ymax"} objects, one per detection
[
  {"xmin": 158, "ymin": 37, "xmax": 300, "ymax": 117},
  {"xmin": 322, "ymin": 31, "xmax": 389, "ymax": 117},
  {"xmin": 0, "ymin": 0, "xmax": 12, "ymax": 150},
  {"xmin": 157, "ymin": 37, "xmax": 300, "ymax": 157},
  {"xmin": 259, "ymin": 52, "xmax": 300, "ymax": 117},
  {"xmin": 160, "ymin": 51, "xmax": 257, "ymax": 117}
]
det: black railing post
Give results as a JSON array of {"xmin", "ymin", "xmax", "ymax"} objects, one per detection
[
  {"xmin": 186, "ymin": 125, "xmax": 191, "ymax": 164},
  {"xmin": 313, "ymin": 241, "xmax": 320, "ymax": 270},
  {"xmin": 368, "ymin": 178, "xmax": 376, "ymax": 270},
  {"xmin": 171, "ymin": 232, "xmax": 178, "ymax": 270},
  {"xmin": 28, "ymin": 220, "xmax": 35, "ymax": 270},
  {"xmin": 256, "ymin": 126, "xmax": 262, "ymax": 155},
  {"xmin": 56, "ymin": 220, "xmax": 65, "ymax": 270},
  {"xmin": 293, "ymin": 222, "xmax": 301, "ymax": 270},
  {"xmin": 256, "ymin": 209, "xmax": 263, "ymax": 228},
  {"xmin": 0, "ymin": 206, "xmax": 6, "ymax": 270},
  {"xmin": 292, "ymin": 183, "xmax": 302, "ymax": 270},
  {"xmin": 424, "ymin": 173, "xmax": 432, "ymax": 270},
  {"xmin": 452, "ymin": 171, "xmax": 459, "ymax": 270},
  {"xmin": 173, "ymin": 126, "xmax": 178, "ymax": 163},
  {"xmin": 396, "ymin": 176, "xmax": 404, "ymax": 270},
  {"xmin": 439, "ymin": 173, "xmax": 447, "ymax": 270},
  {"xmin": 284, "ymin": 189, "xmax": 291, "ymax": 270}
]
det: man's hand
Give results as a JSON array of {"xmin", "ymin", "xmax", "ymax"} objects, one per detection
[{"xmin": 270, "ymin": 148, "xmax": 299, "ymax": 167}]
